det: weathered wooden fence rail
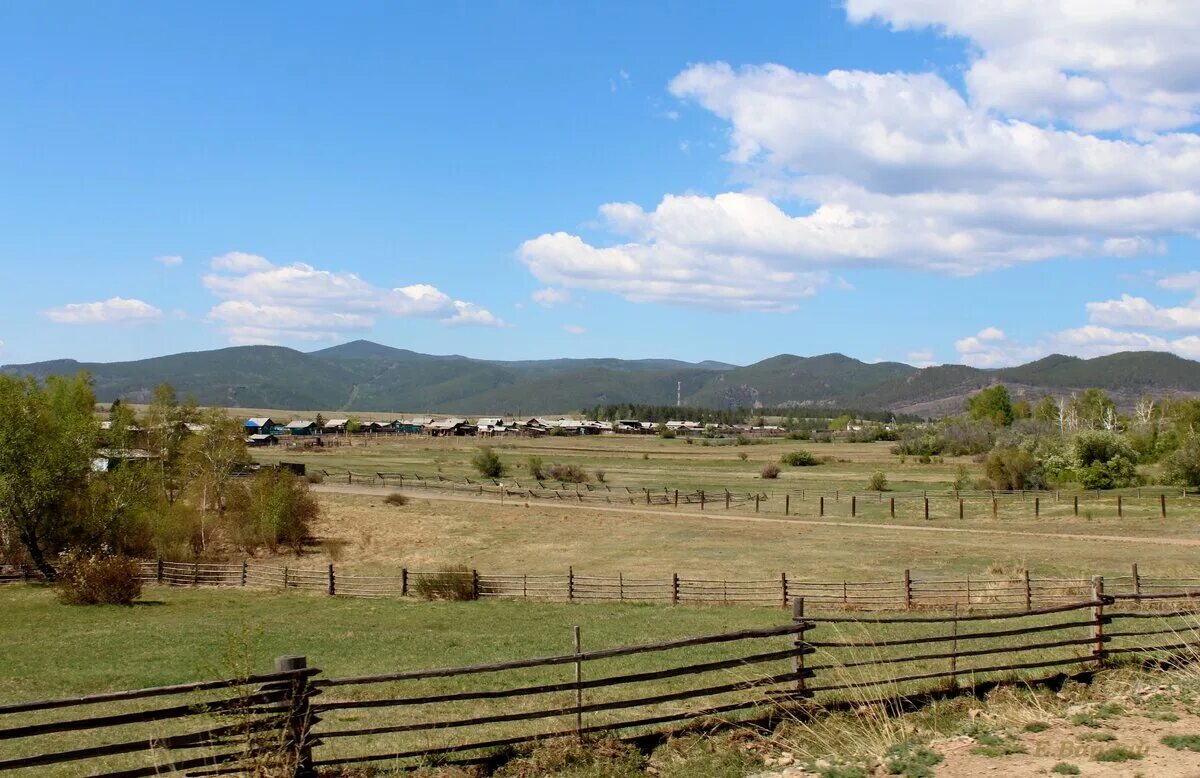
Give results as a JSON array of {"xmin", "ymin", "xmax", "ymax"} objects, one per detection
[
  {"xmin": 3, "ymin": 561, "xmax": 1194, "ymax": 612},
  {"xmin": 4, "ymin": 590, "xmax": 1200, "ymax": 775}
]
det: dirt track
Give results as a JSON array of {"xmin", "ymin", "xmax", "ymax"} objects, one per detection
[{"xmin": 313, "ymin": 483, "xmax": 1200, "ymax": 550}]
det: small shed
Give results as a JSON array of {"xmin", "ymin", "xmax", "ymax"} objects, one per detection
[
  {"xmin": 324, "ymin": 418, "xmax": 349, "ymax": 434},
  {"xmin": 245, "ymin": 433, "xmax": 279, "ymax": 447}
]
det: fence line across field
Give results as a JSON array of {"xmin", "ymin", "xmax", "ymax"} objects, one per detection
[
  {"xmin": 4, "ymin": 585, "xmax": 1200, "ymax": 776},
  {"xmin": 4, "ymin": 560, "xmax": 1190, "ymax": 612},
  {"xmin": 320, "ymin": 469, "xmax": 1198, "ymax": 518}
]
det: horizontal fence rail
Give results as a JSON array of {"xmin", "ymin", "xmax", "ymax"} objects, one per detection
[
  {"xmin": 5, "ymin": 561, "xmax": 1197, "ymax": 613},
  {"xmin": 5, "ymin": 588, "xmax": 1200, "ymax": 775}
]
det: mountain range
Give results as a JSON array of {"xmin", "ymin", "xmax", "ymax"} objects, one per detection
[{"xmin": 5, "ymin": 340, "xmax": 1200, "ymax": 417}]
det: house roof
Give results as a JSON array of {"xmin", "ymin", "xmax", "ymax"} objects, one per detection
[
  {"xmin": 429, "ymin": 417, "xmax": 467, "ymax": 429},
  {"xmin": 325, "ymin": 418, "xmax": 350, "ymax": 427},
  {"xmin": 286, "ymin": 419, "xmax": 315, "ymax": 428},
  {"xmin": 245, "ymin": 417, "xmax": 275, "ymax": 427}
]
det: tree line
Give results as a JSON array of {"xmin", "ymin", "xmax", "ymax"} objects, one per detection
[{"xmin": 0, "ymin": 373, "xmax": 317, "ymax": 580}]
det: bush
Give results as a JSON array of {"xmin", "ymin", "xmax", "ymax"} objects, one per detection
[
  {"xmin": 868, "ymin": 471, "xmax": 888, "ymax": 491},
  {"xmin": 984, "ymin": 447, "xmax": 1042, "ymax": 490},
  {"xmin": 412, "ymin": 566, "xmax": 477, "ymax": 601},
  {"xmin": 659, "ymin": 427, "xmax": 677, "ymax": 439},
  {"xmin": 780, "ymin": 450, "xmax": 818, "ymax": 467},
  {"xmin": 760, "ymin": 463, "xmax": 781, "ymax": 479},
  {"xmin": 1161, "ymin": 436, "xmax": 1200, "ymax": 486},
  {"xmin": 527, "ymin": 456, "xmax": 546, "ymax": 480},
  {"xmin": 224, "ymin": 469, "xmax": 319, "ymax": 552},
  {"xmin": 305, "ymin": 472, "xmax": 324, "ymax": 484},
  {"xmin": 1079, "ymin": 455, "xmax": 1138, "ymax": 490},
  {"xmin": 952, "ymin": 464, "xmax": 971, "ymax": 491},
  {"xmin": 738, "ymin": 452, "xmax": 749, "ymax": 461},
  {"xmin": 383, "ymin": 492, "xmax": 408, "ymax": 506},
  {"xmin": 547, "ymin": 463, "xmax": 590, "ymax": 483},
  {"xmin": 471, "ymin": 447, "xmax": 505, "ymax": 478},
  {"xmin": 594, "ymin": 469, "xmax": 606, "ymax": 483},
  {"xmin": 56, "ymin": 550, "xmax": 142, "ymax": 605},
  {"xmin": 549, "ymin": 426, "xmax": 567, "ymax": 437}
]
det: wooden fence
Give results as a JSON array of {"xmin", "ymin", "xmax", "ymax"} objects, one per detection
[
  {"xmin": 4, "ymin": 587, "xmax": 1200, "ymax": 775},
  {"xmin": 53, "ymin": 560, "xmax": 1200, "ymax": 611},
  {"xmin": 322, "ymin": 469, "xmax": 1200, "ymax": 519}
]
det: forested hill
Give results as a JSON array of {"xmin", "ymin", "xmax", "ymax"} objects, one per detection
[{"xmin": 4, "ymin": 340, "xmax": 1200, "ymax": 416}]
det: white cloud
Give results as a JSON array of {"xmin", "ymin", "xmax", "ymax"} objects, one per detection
[
  {"xmin": 154, "ymin": 255, "xmax": 183, "ymax": 267},
  {"xmin": 211, "ymin": 251, "xmax": 273, "ymax": 273},
  {"xmin": 531, "ymin": 287, "xmax": 572, "ymax": 308},
  {"xmin": 562, "ymin": 324, "xmax": 587, "ymax": 336},
  {"xmin": 203, "ymin": 254, "xmax": 504, "ymax": 343},
  {"xmin": 43, "ymin": 297, "xmax": 163, "ymax": 325},
  {"xmin": 845, "ymin": 1, "xmax": 1200, "ymax": 133},
  {"xmin": 955, "ymin": 322, "xmax": 1200, "ymax": 367},
  {"xmin": 906, "ymin": 348, "xmax": 938, "ymax": 368},
  {"xmin": 520, "ymin": 6, "xmax": 1200, "ymax": 310}
]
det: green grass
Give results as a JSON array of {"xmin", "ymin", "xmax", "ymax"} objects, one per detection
[
  {"xmin": 1093, "ymin": 745, "xmax": 1143, "ymax": 762},
  {"xmin": 1050, "ymin": 763, "xmax": 1081, "ymax": 775},
  {"xmin": 1162, "ymin": 734, "xmax": 1200, "ymax": 751}
]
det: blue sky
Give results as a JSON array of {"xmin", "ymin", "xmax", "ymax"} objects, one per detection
[{"xmin": 3, "ymin": 1, "xmax": 1200, "ymax": 368}]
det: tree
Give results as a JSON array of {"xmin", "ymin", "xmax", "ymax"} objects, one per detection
[
  {"xmin": 1032, "ymin": 396, "xmax": 1058, "ymax": 424},
  {"xmin": 984, "ymin": 447, "xmax": 1041, "ymax": 490},
  {"xmin": 1162, "ymin": 436, "xmax": 1200, "ymax": 486},
  {"xmin": 314, "ymin": 413, "xmax": 326, "ymax": 431},
  {"xmin": 967, "ymin": 385, "xmax": 1015, "ymax": 426},
  {"xmin": 223, "ymin": 469, "xmax": 318, "ymax": 552},
  {"xmin": 0, "ymin": 373, "xmax": 98, "ymax": 579},
  {"xmin": 471, "ymin": 447, "xmax": 505, "ymax": 478},
  {"xmin": 1072, "ymin": 388, "xmax": 1115, "ymax": 430},
  {"xmin": 143, "ymin": 383, "xmax": 193, "ymax": 504},
  {"xmin": 185, "ymin": 408, "xmax": 249, "ymax": 550}
]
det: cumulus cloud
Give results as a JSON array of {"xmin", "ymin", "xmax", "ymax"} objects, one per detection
[
  {"xmin": 531, "ymin": 287, "xmax": 572, "ymax": 307},
  {"xmin": 203, "ymin": 254, "xmax": 504, "ymax": 343},
  {"xmin": 154, "ymin": 255, "xmax": 183, "ymax": 267},
  {"xmin": 43, "ymin": 297, "xmax": 163, "ymax": 325},
  {"xmin": 520, "ymin": 6, "xmax": 1200, "ymax": 310},
  {"xmin": 955, "ymin": 322, "xmax": 1200, "ymax": 367},
  {"xmin": 906, "ymin": 348, "xmax": 938, "ymax": 368}
]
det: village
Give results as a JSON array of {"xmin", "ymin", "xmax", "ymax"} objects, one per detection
[{"xmin": 240, "ymin": 414, "xmax": 798, "ymax": 445}]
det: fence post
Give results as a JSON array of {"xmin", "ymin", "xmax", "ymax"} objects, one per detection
[
  {"xmin": 268, "ymin": 655, "xmax": 315, "ymax": 778},
  {"xmin": 401, "ymin": 568, "xmax": 408, "ymax": 597},
  {"xmin": 725, "ymin": 490, "xmax": 730, "ymax": 510},
  {"xmin": 157, "ymin": 557, "xmax": 164, "ymax": 584},
  {"xmin": 674, "ymin": 489, "xmax": 678, "ymax": 507},
  {"xmin": 949, "ymin": 603, "xmax": 959, "ymax": 688},
  {"xmin": 619, "ymin": 572, "xmax": 624, "ymax": 602},
  {"xmin": 1091, "ymin": 576, "xmax": 1106, "ymax": 669},
  {"xmin": 992, "ymin": 498, "xmax": 998, "ymax": 518},
  {"xmin": 889, "ymin": 497, "xmax": 895, "ymax": 519},
  {"xmin": 283, "ymin": 566, "xmax": 289, "ymax": 590},
  {"xmin": 780, "ymin": 572, "xmax": 788, "ymax": 609},
  {"xmin": 700, "ymin": 490, "xmax": 705, "ymax": 511},
  {"xmin": 241, "ymin": 560, "xmax": 248, "ymax": 587},
  {"xmin": 1035, "ymin": 497, "xmax": 1040, "ymax": 518},
  {"xmin": 567, "ymin": 567, "xmax": 574, "ymax": 603},
  {"xmin": 959, "ymin": 499, "xmax": 964, "ymax": 520},
  {"xmin": 1074, "ymin": 495, "xmax": 1079, "ymax": 516},
  {"xmin": 1131, "ymin": 562, "xmax": 1141, "ymax": 603},
  {"xmin": 903, "ymin": 568, "xmax": 913, "ymax": 610},
  {"xmin": 851, "ymin": 495, "xmax": 856, "ymax": 517},
  {"xmin": 819, "ymin": 496, "xmax": 825, "ymax": 517},
  {"xmin": 785, "ymin": 494, "xmax": 790, "ymax": 516},
  {"xmin": 192, "ymin": 561, "xmax": 200, "ymax": 587},
  {"xmin": 1161, "ymin": 494, "xmax": 1167, "ymax": 518},
  {"xmin": 327, "ymin": 564, "xmax": 335, "ymax": 597},
  {"xmin": 1023, "ymin": 569, "xmax": 1032, "ymax": 611},
  {"xmin": 573, "ymin": 625, "xmax": 583, "ymax": 739},
  {"xmin": 791, "ymin": 598, "xmax": 809, "ymax": 696},
  {"xmin": 924, "ymin": 498, "xmax": 930, "ymax": 520},
  {"xmin": 1117, "ymin": 495, "xmax": 1122, "ymax": 518},
  {"xmin": 672, "ymin": 573, "xmax": 679, "ymax": 605},
  {"xmin": 755, "ymin": 493, "xmax": 760, "ymax": 513}
]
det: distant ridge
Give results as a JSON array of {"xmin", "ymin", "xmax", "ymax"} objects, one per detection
[{"xmin": 4, "ymin": 340, "xmax": 1200, "ymax": 416}]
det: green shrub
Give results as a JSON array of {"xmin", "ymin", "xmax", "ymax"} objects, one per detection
[
  {"xmin": 1023, "ymin": 721, "xmax": 1051, "ymax": 733},
  {"xmin": 781, "ymin": 450, "xmax": 818, "ymax": 467},
  {"xmin": 547, "ymin": 463, "xmax": 590, "ymax": 483},
  {"xmin": 1093, "ymin": 746, "xmax": 1142, "ymax": 762},
  {"xmin": 761, "ymin": 463, "xmax": 781, "ymax": 479},
  {"xmin": 883, "ymin": 741, "xmax": 942, "ymax": 777},
  {"xmin": 471, "ymin": 447, "xmax": 505, "ymax": 478},
  {"xmin": 984, "ymin": 447, "xmax": 1042, "ymax": 489},
  {"xmin": 56, "ymin": 550, "xmax": 143, "ymax": 605},
  {"xmin": 412, "ymin": 566, "xmax": 477, "ymax": 601},
  {"xmin": 527, "ymin": 456, "xmax": 546, "ymax": 480},
  {"xmin": 1162, "ymin": 734, "xmax": 1200, "ymax": 752},
  {"xmin": 868, "ymin": 471, "xmax": 888, "ymax": 491},
  {"xmin": 738, "ymin": 452, "xmax": 749, "ymax": 461},
  {"xmin": 1162, "ymin": 436, "xmax": 1200, "ymax": 486},
  {"xmin": 659, "ymin": 425, "xmax": 676, "ymax": 439},
  {"xmin": 1050, "ymin": 763, "xmax": 1080, "ymax": 775},
  {"xmin": 224, "ymin": 469, "xmax": 318, "ymax": 552}
]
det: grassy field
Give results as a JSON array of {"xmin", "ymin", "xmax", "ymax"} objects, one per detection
[
  {"xmin": 264, "ymin": 489, "xmax": 1200, "ymax": 583},
  {"xmin": 1, "ymin": 585, "xmax": 1160, "ymax": 776}
]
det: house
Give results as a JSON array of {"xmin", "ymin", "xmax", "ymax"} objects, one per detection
[
  {"xmin": 244, "ymin": 417, "xmax": 280, "ymax": 435},
  {"xmin": 360, "ymin": 421, "xmax": 390, "ymax": 434},
  {"xmin": 285, "ymin": 419, "xmax": 318, "ymax": 436},
  {"xmin": 91, "ymin": 448, "xmax": 158, "ymax": 472},
  {"xmin": 476, "ymin": 417, "xmax": 513, "ymax": 436},
  {"xmin": 245, "ymin": 433, "xmax": 279, "ymax": 447},
  {"xmin": 324, "ymin": 418, "xmax": 349, "ymax": 434},
  {"xmin": 428, "ymin": 417, "xmax": 474, "ymax": 436},
  {"xmin": 396, "ymin": 417, "xmax": 432, "ymax": 434}
]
